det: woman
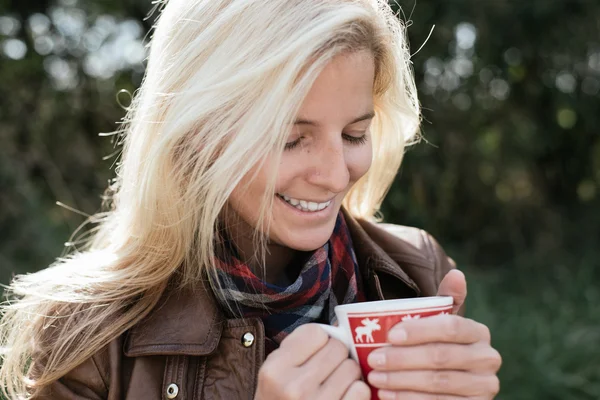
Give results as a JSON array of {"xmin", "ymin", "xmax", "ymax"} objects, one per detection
[{"xmin": 0, "ymin": 0, "xmax": 501, "ymax": 399}]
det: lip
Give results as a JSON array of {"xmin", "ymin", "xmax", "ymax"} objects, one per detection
[{"xmin": 275, "ymin": 194, "xmax": 336, "ymax": 218}]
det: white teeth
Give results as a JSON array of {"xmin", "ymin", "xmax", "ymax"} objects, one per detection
[{"xmin": 278, "ymin": 194, "xmax": 331, "ymax": 213}]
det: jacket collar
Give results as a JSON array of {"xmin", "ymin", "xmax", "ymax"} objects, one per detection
[
  {"xmin": 342, "ymin": 209, "xmax": 421, "ymax": 296},
  {"xmin": 124, "ymin": 210, "xmax": 422, "ymax": 357}
]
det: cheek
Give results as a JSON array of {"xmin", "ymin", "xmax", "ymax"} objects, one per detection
[
  {"xmin": 276, "ymin": 155, "xmax": 304, "ymax": 188},
  {"xmin": 229, "ymin": 162, "xmax": 273, "ymax": 220},
  {"xmin": 229, "ymin": 182, "xmax": 259, "ymax": 222},
  {"xmin": 347, "ymin": 142, "xmax": 373, "ymax": 181}
]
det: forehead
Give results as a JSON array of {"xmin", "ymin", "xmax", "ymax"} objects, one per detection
[{"xmin": 297, "ymin": 51, "xmax": 375, "ymax": 126}]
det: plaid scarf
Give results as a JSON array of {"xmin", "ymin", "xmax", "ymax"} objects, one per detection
[{"xmin": 215, "ymin": 212, "xmax": 365, "ymax": 352}]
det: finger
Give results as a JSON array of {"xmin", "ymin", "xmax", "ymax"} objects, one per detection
[
  {"xmin": 367, "ymin": 370, "xmax": 500, "ymax": 397},
  {"xmin": 318, "ymin": 358, "xmax": 363, "ymax": 399},
  {"xmin": 436, "ymin": 270, "xmax": 467, "ymax": 315},
  {"xmin": 376, "ymin": 391, "xmax": 468, "ymax": 400},
  {"xmin": 368, "ymin": 343, "xmax": 503, "ymax": 373},
  {"xmin": 341, "ymin": 380, "xmax": 371, "ymax": 400},
  {"xmin": 388, "ymin": 315, "xmax": 491, "ymax": 346},
  {"xmin": 302, "ymin": 338, "xmax": 349, "ymax": 385},
  {"xmin": 277, "ymin": 323, "xmax": 330, "ymax": 365}
]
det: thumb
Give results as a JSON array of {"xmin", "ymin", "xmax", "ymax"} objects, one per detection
[{"xmin": 437, "ymin": 269, "xmax": 467, "ymax": 315}]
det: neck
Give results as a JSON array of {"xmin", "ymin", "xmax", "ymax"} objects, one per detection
[
  {"xmin": 238, "ymin": 236, "xmax": 297, "ymax": 284},
  {"xmin": 223, "ymin": 211, "xmax": 297, "ymax": 285}
]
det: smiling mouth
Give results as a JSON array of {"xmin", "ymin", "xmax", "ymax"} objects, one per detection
[{"xmin": 276, "ymin": 193, "xmax": 332, "ymax": 212}]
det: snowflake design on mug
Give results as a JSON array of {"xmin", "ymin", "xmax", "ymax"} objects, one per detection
[{"xmin": 401, "ymin": 314, "xmax": 421, "ymax": 321}]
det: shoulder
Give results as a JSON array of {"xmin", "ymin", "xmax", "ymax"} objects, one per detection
[
  {"xmin": 353, "ymin": 218, "xmax": 457, "ymax": 296},
  {"xmin": 355, "ymin": 217, "xmax": 455, "ymax": 271},
  {"xmin": 32, "ymin": 337, "xmax": 120, "ymax": 399},
  {"xmin": 379, "ymin": 223, "xmax": 458, "ymax": 295},
  {"xmin": 377, "ymin": 223, "xmax": 456, "ymax": 271}
]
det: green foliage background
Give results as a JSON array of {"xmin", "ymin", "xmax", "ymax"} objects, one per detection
[{"xmin": 1, "ymin": 0, "xmax": 599, "ymax": 398}]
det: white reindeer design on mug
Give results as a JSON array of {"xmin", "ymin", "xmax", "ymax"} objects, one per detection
[{"xmin": 354, "ymin": 318, "xmax": 381, "ymax": 343}]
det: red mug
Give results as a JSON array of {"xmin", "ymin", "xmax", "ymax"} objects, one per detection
[{"xmin": 317, "ymin": 296, "xmax": 453, "ymax": 400}]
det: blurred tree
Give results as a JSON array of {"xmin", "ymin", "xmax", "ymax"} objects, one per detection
[
  {"xmin": 0, "ymin": 0, "xmax": 152, "ymax": 282},
  {"xmin": 384, "ymin": 0, "xmax": 600, "ymax": 270}
]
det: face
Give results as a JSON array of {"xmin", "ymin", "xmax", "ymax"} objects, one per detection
[{"xmin": 228, "ymin": 51, "xmax": 375, "ymax": 252}]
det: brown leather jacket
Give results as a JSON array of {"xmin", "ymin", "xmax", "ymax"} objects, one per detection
[{"xmin": 34, "ymin": 214, "xmax": 458, "ymax": 400}]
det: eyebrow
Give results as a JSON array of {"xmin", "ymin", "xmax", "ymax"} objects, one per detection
[{"xmin": 294, "ymin": 111, "xmax": 375, "ymax": 127}]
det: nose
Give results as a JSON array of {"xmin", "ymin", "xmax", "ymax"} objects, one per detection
[{"xmin": 306, "ymin": 135, "xmax": 350, "ymax": 194}]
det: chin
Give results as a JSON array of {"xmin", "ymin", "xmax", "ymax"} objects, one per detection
[
  {"xmin": 277, "ymin": 229, "xmax": 334, "ymax": 251},
  {"xmin": 288, "ymin": 240, "xmax": 329, "ymax": 252},
  {"xmin": 270, "ymin": 203, "xmax": 341, "ymax": 251}
]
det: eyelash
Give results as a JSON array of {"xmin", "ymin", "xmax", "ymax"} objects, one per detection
[{"xmin": 284, "ymin": 134, "xmax": 368, "ymax": 151}]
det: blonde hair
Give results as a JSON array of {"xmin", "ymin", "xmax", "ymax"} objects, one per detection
[{"xmin": 0, "ymin": 0, "xmax": 420, "ymax": 397}]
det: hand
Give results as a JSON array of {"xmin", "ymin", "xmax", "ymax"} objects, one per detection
[
  {"xmin": 255, "ymin": 323, "xmax": 371, "ymax": 400},
  {"xmin": 366, "ymin": 270, "xmax": 502, "ymax": 400}
]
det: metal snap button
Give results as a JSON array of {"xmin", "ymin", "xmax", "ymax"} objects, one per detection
[
  {"xmin": 241, "ymin": 332, "xmax": 255, "ymax": 347},
  {"xmin": 166, "ymin": 383, "xmax": 179, "ymax": 399}
]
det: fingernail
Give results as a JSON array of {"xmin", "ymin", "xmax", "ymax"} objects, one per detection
[
  {"xmin": 378, "ymin": 390, "xmax": 396, "ymax": 400},
  {"xmin": 388, "ymin": 328, "xmax": 407, "ymax": 342},
  {"xmin": 368, "ymin": 351, "xmax": 386, "ymax": 368},
  {"xmin": 368, "ymin": 372, "xmax": 387, "ymax": 385}
]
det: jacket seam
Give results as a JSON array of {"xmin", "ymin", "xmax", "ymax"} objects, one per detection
[
  {"xmin": 383, "ymin": 253, "xmax": 435, "ymax": 269},
  {"xmin": 370, "ymin": 271, "xmax": 385, "ymax": 300},
  {"xmin": 178, "ymin": 355, "xmax": 188, "ymax": 400},
  {"xmin": 225, "ymin": 319, "xmax": 258, "ymax": 329},
  {"xmin": 201, "ymin": 299, "xmax": 221, "ymax": 349},
  {"xmin": 420, "ymin": 229, "xmax": 441, "ymax": 283},
  {"xmin": 419, "ymin": 229, "xmax": 438, "ymax": 269},
  {"xmin": 90, "ymin": 352, "xmax": 109, "ymax": 394},
  {"xmin": 193, "ymin": 357, "xmax": 207, "ymax": 400},
  {"xmin": 163, "ymin": 356, "xmax": 175, "ymax": 400},
  {"xmin": 126, "ymin": 343, "xmax": 216, "ymax": 353}
]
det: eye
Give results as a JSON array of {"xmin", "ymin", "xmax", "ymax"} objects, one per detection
[
  {"xmin": 284, "ymin": 132, "xmax": 368, "ymax": 151},
  {"xmin": 342, "ymin": 133, "xmax": 368, "ymax": 145},
  {"xmin": 284, "ymin": 136, "xmax": 303, "ymax": 150}
]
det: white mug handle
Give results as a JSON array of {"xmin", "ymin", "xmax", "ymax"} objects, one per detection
[{"xmin": 314, "ymin": 323, "xmax": 351, "ymax": 350}]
